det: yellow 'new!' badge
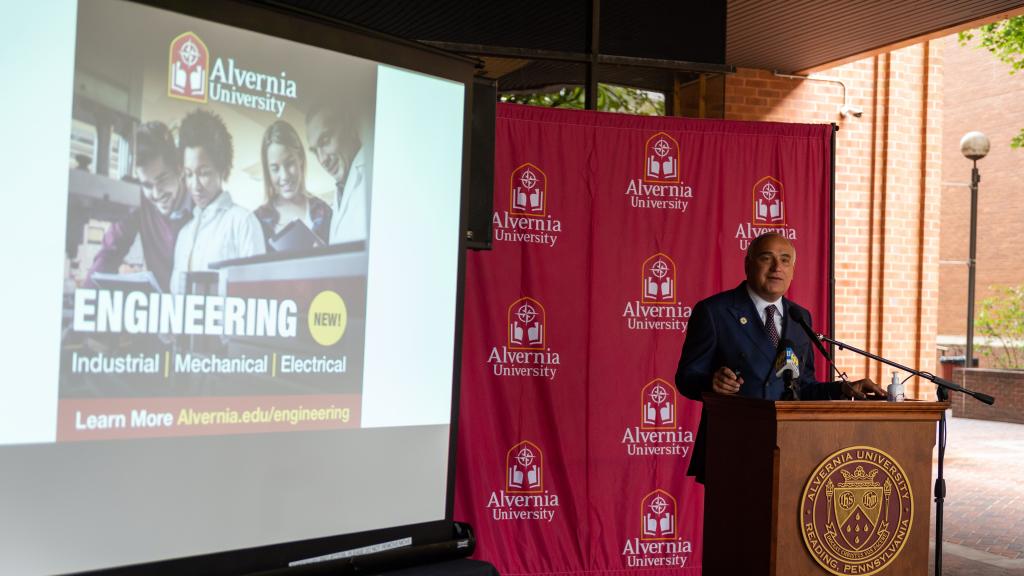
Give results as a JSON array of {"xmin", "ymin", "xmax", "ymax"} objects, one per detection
[{"xmin": 308, "ymin": 291, "xmax": 347, "ymax": 346}]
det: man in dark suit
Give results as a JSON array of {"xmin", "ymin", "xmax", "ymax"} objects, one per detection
[{"xmin": 675, "ymin": 232, "xmax": 884, "ymax": 483}]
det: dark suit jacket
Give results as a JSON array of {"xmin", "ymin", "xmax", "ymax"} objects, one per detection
[{"xmin": 674, "ymin": 282, "xmax": 841, "ymax": 483}]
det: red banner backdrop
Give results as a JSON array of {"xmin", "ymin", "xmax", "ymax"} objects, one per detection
[{"xmin": 455, "ymin": 103, "xmax": 833, "ymax": 575}]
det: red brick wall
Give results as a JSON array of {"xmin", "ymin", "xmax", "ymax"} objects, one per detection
[
  {"xmin": 938, "ymin": 34, "xmax": 1024, "ymax": 352},
  {"xmin": 951, "ymin": 368, "xmax": 1024, "ymax": 424},
  {"xmin": 725, "ymin": 42, "xmax": 943, "ymax": 398}
]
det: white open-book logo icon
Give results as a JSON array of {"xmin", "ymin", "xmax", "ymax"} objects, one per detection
[
  {"xmin": 642, "ymin": 380, "xmax": 675, "ymax": 428},
  {"xmin": 645, "ymin": 132, "xmax": 679, "ymax": 182},
  {"xmin": 168, "ymin": 32, "xmax": 208, "ymax": 103},
  {"xmin": 506, "ymin": 441, "xmax": 543, "ymax": 492},
  {"xmin": 508, "ymin": 298, "xmax": 545, "ymax": 349},
  {"xmin": 511, "ymin": 165, "xmax": 545, "ymax": 215},
  {"xmin": 753, "ymin": 176, "xmax": 785, "ymax": 225},
  {"xmin": 641, "ymin": 490, "xmax": 677, "ymax": 539},
  {"xmin": 643, "ymin": 256, "xmax": 675, "ymax": 303}
]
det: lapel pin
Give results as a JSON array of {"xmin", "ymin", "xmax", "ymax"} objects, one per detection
[{"xmin": 740, "ymin": 317, "xmax": 748, "ymax": 325}]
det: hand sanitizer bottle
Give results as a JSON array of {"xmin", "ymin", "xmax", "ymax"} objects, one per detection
[{"xmin": 887, "ymin": 371, "xmax": 905, "ymax": 402}]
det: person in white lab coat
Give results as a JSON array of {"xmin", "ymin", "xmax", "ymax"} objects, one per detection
[
  {"xmin": 305, "ymin": 103, "xmax": 368, "ymax": 246},
  {"xmin": 171, "ymin": 108, "xmax": 264, "ymax": 293}
]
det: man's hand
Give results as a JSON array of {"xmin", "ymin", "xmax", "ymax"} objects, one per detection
[
  {"xmin": 840, "ymin": 378, "xmax": 887, "ymax": 400},
  {"xmin": 712, "ymin": 367, "xmax": 744, "ymax": 394}
]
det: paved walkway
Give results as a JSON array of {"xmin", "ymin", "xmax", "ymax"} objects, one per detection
[{"xmin": 928, "ymin": 415, "xmax": 1024, "ymax": 575}]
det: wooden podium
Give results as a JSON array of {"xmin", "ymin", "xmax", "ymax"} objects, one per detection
[{"xmin": 701, "ymin": 395, "xmax": 948, "ymax": 576}]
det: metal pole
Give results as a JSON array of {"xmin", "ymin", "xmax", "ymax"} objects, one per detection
[
  {"xmin": 966, "ymin": 161, "xmax": 979, "ymax": 373},
  {"xmin": 934, "ymin": 406, "xmax": 947, "ymax": 575},
  {"xmin": 830, "ymin": 124, "xmax": 837, "ymax": 360},
  {"xmin": 584, "ymin": 0, "xmax": 600, "ymax": 110}
]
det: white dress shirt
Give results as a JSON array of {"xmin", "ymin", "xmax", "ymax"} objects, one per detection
[
  {"xmin": 329, "ymin": 147, "xmax": 368, "ymax": 245},
  {"xmin": 745, "ymin": 282, "xmax": 784, "ymax": 337},
  {"xmin": 171, "ymin": 190, "xmax": 265, "ymax": 293}
]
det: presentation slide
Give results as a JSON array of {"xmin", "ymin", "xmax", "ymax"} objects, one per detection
[
  {"xmin": 0, "ymin": 0, "xmax": 465, "ymax": 573},
  {"xmin": 59, "ymin": 0, "xmax": 380, "ymax": 441}
]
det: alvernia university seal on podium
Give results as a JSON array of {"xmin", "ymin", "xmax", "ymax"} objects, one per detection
[{"xmin": 800, "ymin": 446, "xmax": 914, "ymax": 576}]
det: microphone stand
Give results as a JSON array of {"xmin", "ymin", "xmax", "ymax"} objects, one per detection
[{"xmin": 813, "ymin": 333, "xmax": 995, "ymax": 576}]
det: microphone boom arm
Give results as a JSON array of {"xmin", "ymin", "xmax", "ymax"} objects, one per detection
[
  {"xmin": 790, "ymin": 307, "xmax": 849, "ymax": 383},
  {"xmin": 814, "ymin": 333, "xmax": 995, "ymax": 405}
]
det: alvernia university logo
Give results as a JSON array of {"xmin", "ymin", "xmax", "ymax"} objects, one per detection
[
  {"xmin": 510, "ymin": 163, "xmax": 547, "ymax": 216},
  {"xmin": 641, "ymin": 253, "xmax": 676, "ymax": 304},
  {"xmin": 641, "ymin": 489, "xmax": 677, "ymax": 540},
  {"xmin": 623, "ymin": 253, "xmax": 691, "ymax": 332},
  {"xmin": 488, "ymin": 296, "xmax": 559, "ymax": 380},
  {"xmin": 486, "ymin": 440, "xmax": 559, "ymax": 522},
  {"xmin": 622, "ymin": 377, "xmax": 694, "ymax": 458},
  {"xmin": 493, "ymin": 162, "xmax": 561, "ymax": 247},
  {"xmin": 168, "ymin": 32, "xmax": 209, "ymax": 103},
  {"xmin": 625, "ymin": 131, "xmax": 693, "ymax": 212},
  {"xmin": 506, "ymin": 440, "xmax": 543, "ymax": 493},
  {"xmin": 622, "ymin": 488, "xmax": 692, "ymax": 567},
  {"xmin": 508, "ymin": 297, "xmax": 545, "ymax": 350},
  {"xmin": 644, "ymin": 132, "xmax": 680, "ymax": 183},
  {"xmin": 752, "ymin": 175, "xmax": 786, "ymax": 226},
  {"xmin": 735, "ymin": 175, "xmax": 797, "ymax": 251},
  {"xmin": 641, "ymin": 378, "xmax": 676, "ymax": 430}
]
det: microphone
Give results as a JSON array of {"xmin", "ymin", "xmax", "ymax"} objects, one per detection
[
  {"xmin": 789, "ymin": 305, "xmax": 850, "ymax": 383},
  {"xmin": 773, "ymin": 339, "xmax": 801, "ymax": 400}
]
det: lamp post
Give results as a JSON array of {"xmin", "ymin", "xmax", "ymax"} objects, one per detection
[{"xmin": 959, "ymin": 131, "xmax": 990, "ymax": 374}]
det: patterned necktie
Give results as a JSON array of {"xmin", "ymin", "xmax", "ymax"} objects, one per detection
[{"xmin": 765, "ymin": 304, "xmax": 780, "ymax": 347}]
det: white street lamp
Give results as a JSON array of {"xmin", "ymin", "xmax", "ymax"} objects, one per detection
[{"xmin": 959, "ymin": 131, "xmax": 990, "ymax": 373}]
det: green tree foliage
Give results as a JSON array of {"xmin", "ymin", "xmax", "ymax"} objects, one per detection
[
  {"xmin": 959, "ymin": 17, "xmax": 1024, "ymax": 148},
  {"xmin": 500, "ymin": 84, "xmax": 665, "ymax": 116},
  {"xmin": 977, "ymin": 285, "xmax": 1024, "ymax": 368}
]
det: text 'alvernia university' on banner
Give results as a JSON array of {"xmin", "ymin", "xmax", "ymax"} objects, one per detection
[{"xmin": 487, "ymin": 296, "xmax": 562, "ymax": 381}]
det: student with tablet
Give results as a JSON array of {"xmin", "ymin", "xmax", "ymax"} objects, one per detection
[{"xmin": 254, "ymin": 120, "xmax": 332, "ymax": 251}]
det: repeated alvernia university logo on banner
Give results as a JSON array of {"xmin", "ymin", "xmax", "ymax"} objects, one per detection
[
  {"xmin": 623, "ymin": 132, "xmax": 694, "ymax": 212},
  {"xmin": 623, "ymin": 254, "xmax": 691, "ymax": 331},
  {"xmin": 487, "ymin": 297, "xmax": 560, "ymax": 380},
  {"xmin": 168, "ymin": 31, "xmax": 298, "ymax": 117},
  {"xmin": 622, "ymin": 489, "xmax": 693, "ymax": 568},
  {"xmin": 622, "ymin": 379, "xmax": 694, "ymax": 457},
  {"xmin": 800, "ymin": 446, "xmax": 913, "ymax": 576},
  {"xmin": 492, "ymin": 163, "xmax": 562, "ymax": 247},
  {"xmin": 735, "ymin": 176, "xmax": 798, "ymax": 251},
  {"xmin": 486, "ymin": 441, "xmax": 560, "ymax": 523}
]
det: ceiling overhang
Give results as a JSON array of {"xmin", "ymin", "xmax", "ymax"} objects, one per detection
[
  {"xmin": 728, "ymin": 0, "xmax": 1024, "ymax": 74},
  {"xmin": 266, "ymin": 0, "xmax": 1024, "ymax": 94}
]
